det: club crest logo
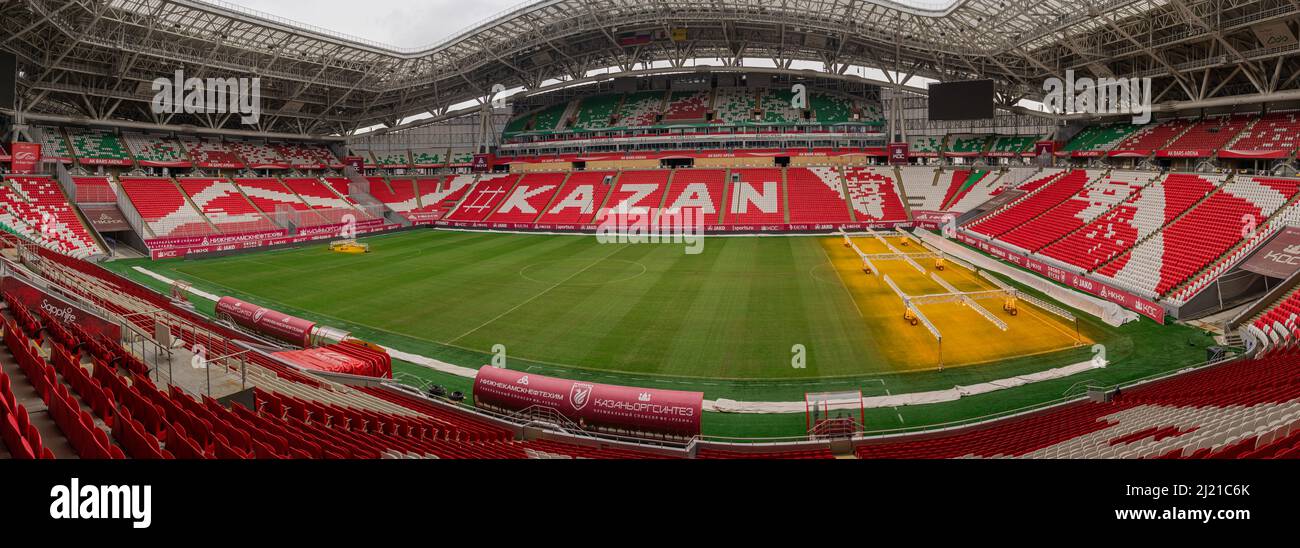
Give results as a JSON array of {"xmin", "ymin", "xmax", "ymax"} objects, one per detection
[{"xmin": 570, "ymin": 383, "xmax": 594, "ymax": 410}]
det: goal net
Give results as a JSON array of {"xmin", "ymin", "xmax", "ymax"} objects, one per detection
[{"xmin": 805, "ymin": 390, "xmax": 864, "ymax": 439}]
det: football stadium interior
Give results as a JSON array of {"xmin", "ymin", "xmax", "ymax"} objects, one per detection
[{"xmin": 2, "ymin": 0, "xmax": 1300, "ymax": 462}]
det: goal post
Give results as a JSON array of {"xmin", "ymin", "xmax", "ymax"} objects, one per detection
[{"xmin": 805, "ymin": 390, "xmax": 864, "ymax": 439}]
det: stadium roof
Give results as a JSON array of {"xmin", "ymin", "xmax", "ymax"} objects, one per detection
[{"xmin": 2, "ymin": 0, "xmax": 1297, "ymax": 136}]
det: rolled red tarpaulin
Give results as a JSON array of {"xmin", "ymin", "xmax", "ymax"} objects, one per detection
[
  {"xmin": 215, "ymin": 296, "xmax": 316, "ymax": 347},
  {"xmin": 273, "ymin": 342, "xmax": 392, "ymax": 379},
  {"xmin": 473, "ymin": 366, "xmax": 703, "ymax": 437}
]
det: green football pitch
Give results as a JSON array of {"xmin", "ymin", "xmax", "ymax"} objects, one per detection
[{"xmin": 107, "ymin": 229, "xmax": 1216, "ymax": 437}]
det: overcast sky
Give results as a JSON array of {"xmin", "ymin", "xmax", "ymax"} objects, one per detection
[{"xmin": 225, "ymin": 0, "xmax": 525, "ymax": 48}]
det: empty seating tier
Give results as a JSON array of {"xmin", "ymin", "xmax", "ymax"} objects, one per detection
[
  {"xmin": 1110, "ymin": 119, "xmax": 1193, "ymax": 155},
  {"xmin": 71, "ymin": 177, "xmax": 116, "ymax": 204},
  {"xmin": 486, "ymin": 173, "xmax": 567, "ymax": 223},
  {"xmin": 118, "ymin": 177, "xmax": 215, "ymax": 238},
  {"xmin": 594, "ymin": 170, "xmax": 671, "ymax": 225},
  {"xmin": 726, "ymin": 169, "xmax": 787, "ymax": 224},
  {"xmin": 0, "ymin": 177, "xmax": 101, "ymax": 257},
  {"xmin": 1098, "ymin": 174, "xmax": 1297, "ymax": 296},
  {"xmin": 787, "ymin": 167, "xmax": 853, "ymax": 224},
  {"xmin": 123, "ymin": 133, "xmax": 188, "ymax": 165},
  {"xmin": 840, "ymin": 167, "xmax": 908, "ymax": 222},
  {"xmin": 967, "ymin": 170, "xmax": 1089, "ymax": 240},
  {"xmin": 534, "ymin": 171, "xmax": 616, "ymax": 225},
  {"xmin": 661, "ymin": 91, "xmax": 710, "ymax": 122},
  {"xmin": 996, "ymin": 171, "xmax": 1150, "ymax": 252},
  {"xmin": 181, "ymin": 136, "xmax": 243, "ymax": 168},
  {"xmin": 663, "ymin": 170, "xmax": 726, "ymax": 225},
  {"xmin": 1042, "ymin": 173, "xmax": 1220, "ymax": 271},
  {"xmin": 177, "ymin": 178, "xmax": 277, "ymax": 234},
  {"xmin": 612, "ymin": 91, "xmax": 665, "ymax": 128},
  {"xmin": 446, "ymin": 174, "xmax": 520, "ymax": 221},
  {"xmin": 68, "ymin": 128, "xmax": 132, "ymax": 164}
]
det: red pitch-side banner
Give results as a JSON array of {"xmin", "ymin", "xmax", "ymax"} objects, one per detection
[
  {"xmin": 215, "ymin": 296, "xmax": 316, "ymax": 347},
  {"xmin": 473, "ymin": 366, "xmax": 703, "ymax": 437},
  {"xmin": 1156, "ymin": 149, "xmax": 1211, "ymax": 158},
  {"xmin": 10, "ymin": 142, "xmax": 41, "ymax": 174},
  {"xmin": 245, "ymin": 162, "xmax": 293, "ymax": 170},
  {"xmin": 148, "ymin": 222, "xmax": 399, "ymax": 259},
  {"xmin": 434, "ymin": 220, "xmax": 912, "ymax": 233},
  {"xmin": 498, "ymin": 148, "xmax": 891, "ymax": 164},
  {"xmin": 146, "ymin": 229, "xmax": 288, "ymax": 251},
  {"xmin": 137, "ymin": 160, "xmax": 193, "ymax": 168},
  {"xmin": 274, "ymin": 343, "xmax": 392, "ymax": 379},
  {"xmin": 1218, "ymin": 149, "xmax": 1292, "ymax": 160},
  {"xmin": 1, "ymin": 274, "xmax": 122, "ymax": 341},
  {"xmin": 956, "ymin": 232, "xmax": 1166, "ymax": 323},
  {"xmin": 78, "ymin": 157, "xmax": 135, "ymax": 167},
  {"xmin": 887, "ymin": 142, "xmax": 909, "ymax": 165}
]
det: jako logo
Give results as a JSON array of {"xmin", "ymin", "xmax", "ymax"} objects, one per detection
[
  {"xmin": 151, "ymin": 69, "xmax": 261, "ymax": 125},
  {"xmin": 50, "ymin": 478, "xmax": 152, "ymax": 529},
  {"xmin": 1043, "ymin": 69, "xmax": 1152, "ymax": 124}
]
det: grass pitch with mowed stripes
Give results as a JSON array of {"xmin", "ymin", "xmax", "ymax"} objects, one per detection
[{"xmin": 135, "ymin": 230, "xmax": 1086, "ymax": 380}]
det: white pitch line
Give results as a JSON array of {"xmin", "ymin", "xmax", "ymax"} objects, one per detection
[
  {"xmin": 885, "ymin": 388, "xmax": 905, "ymax": 424},
  {"xmin": 133, "ymin": 266, "xmax": 221, "ymax": 301}
]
